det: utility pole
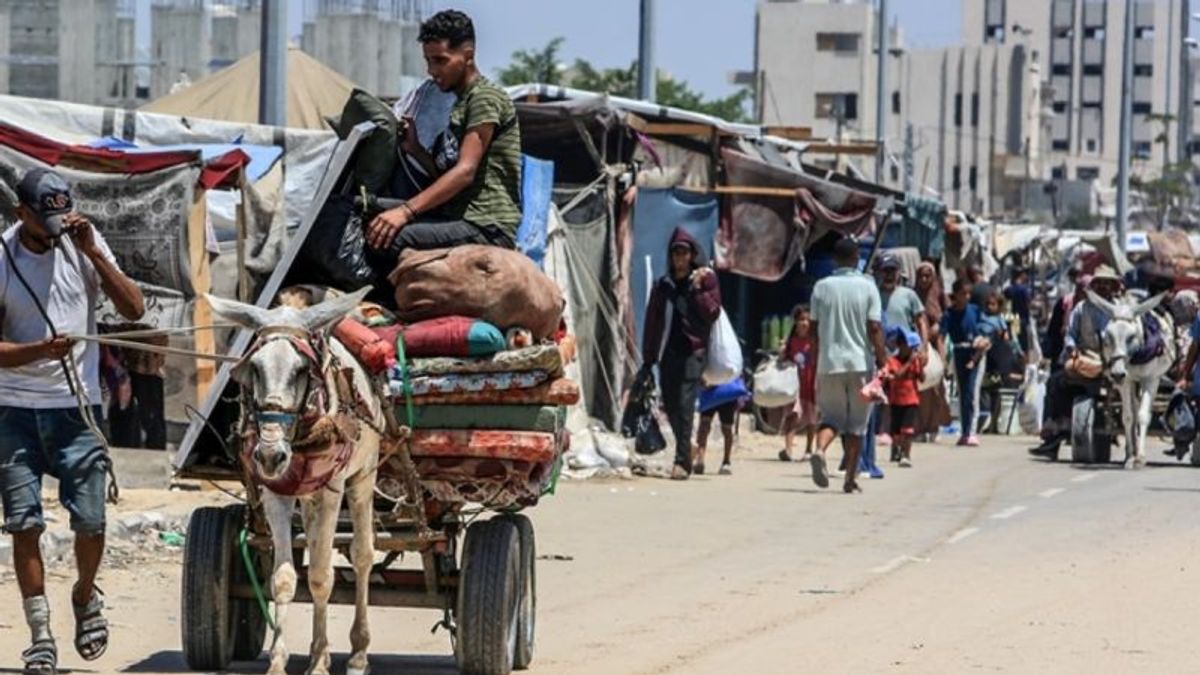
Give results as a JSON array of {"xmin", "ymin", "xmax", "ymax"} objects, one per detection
[
  {"xmin": 259, "ymin": 0, "xmax": 287, "ymax": 127},
  {"xmin": 637, "ymin": 0, "xmax": 656, "ymax": 102},
  {"xmin": 1165, "ymin": 0, "xmax": 1175, "ymax": 170},
  {"xmin": 1116, "ymin": 0, "xmax": 1135, "ymax": 252},
  {"xmin": 903, "ymin": 122, "xmax": 914, "ymax": 193},
  {"xmin": 1179, "ymin": 0, "xmax": 1193, "ymax": 164},
  {"xmin": 874, "ymin": 0, "xmax": 888, "ymax": 183}
]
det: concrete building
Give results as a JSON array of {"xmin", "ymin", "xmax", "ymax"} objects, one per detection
[
  {"xmin": 211, "ymin": 2, "xmax": 261, "ymax": 69},
  {"xmin": 301, "ymin": 0, "xmax": 429, "ymax": 99},
  {"xmin": 95, "ymin": 0, "xmax": 139, "ymax": 105},
  {"xmin": 960, "ymin": 0, "xmax": 1194, "ymax": 184},
  {"xmin": 1, "ymin": 0, "xmax": 105, "ymax": 104},
  {"xmin": 755, "ymin": 0, "xmax": 896, "ymax": 144},
  {"xmin": 754, "ymin": 0, "xmax": 1198, "ymax": 216},
  {"xmin": 150, "ymin": 1, "xmax": 211, "ymax": 99}
]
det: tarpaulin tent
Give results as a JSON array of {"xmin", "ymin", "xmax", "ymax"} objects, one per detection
[
  {"xmin": 0, "ymin": 123, "xmax": 250, "ymax": 439},
  {"xmin": 0, "ymin": 94, "xmax": 336, "ymax": 233},
  {"xmin": 141, "ymin": 46, "xmax": 357, "ymax": 131}
]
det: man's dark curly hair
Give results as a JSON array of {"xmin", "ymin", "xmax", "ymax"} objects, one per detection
[{"xmin": 419, "ymin": 10, "xmax": 475, "ymax": 48}]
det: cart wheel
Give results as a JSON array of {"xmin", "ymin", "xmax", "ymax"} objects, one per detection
[
  {"xmin": 182, "ymin": 504, "xmax": 244, "ymax": 671},
  {"xmin": 499, "ymin": 514, "xmax": 536, "ymax": 670},
  {"xmin": 455, "ymin": 519, "xmax": 521, "ymax": 675},
  {"xmin": 1071, "ymin": 397, "xmax": 1112, "ymax": 464},
  {"xmin": 230, "ymin": 521, "xmax": 269, "ymax": 662}
]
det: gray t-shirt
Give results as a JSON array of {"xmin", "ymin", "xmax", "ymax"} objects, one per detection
[
  {"xmin": 0, "ymin": 226, "xmax": 118, "ymax": 409},
  {"xmin": 880, "ymin": 285, "xmax": 925, "ymax": 331},
  {"xmin": 811, "ymin": 268, "xmax": 882, "ymax": 375}
]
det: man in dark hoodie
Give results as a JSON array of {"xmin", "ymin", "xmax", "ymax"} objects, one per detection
[{"xmin": 642, "ymin": 228, "xmax": 722, "ymax": 480}]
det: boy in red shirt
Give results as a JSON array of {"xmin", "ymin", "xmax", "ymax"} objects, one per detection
[{"xmin": 883, "ymin": 327, "xmax": 924, "ymax": 467}]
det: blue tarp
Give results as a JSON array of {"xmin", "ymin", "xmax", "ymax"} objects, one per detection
[
  {"xmin": 629, "ymin": 187, "xmax": 719, "ymax": 348},
  {"xmin": 517, "ymin": 155, "xmax": 554, "ymax": 268},
  {"xmin": 87, "ymin": 136, "xmax": 283, "ymax": 183}
]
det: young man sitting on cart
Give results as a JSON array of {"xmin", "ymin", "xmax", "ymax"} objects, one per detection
[
  {"xmin": 0, "ymin": 169, "xmax": 145, "ymax": 675},
  {"xmin": 365, "ymin": 9, "xmax": 522, "ymax": 267}
]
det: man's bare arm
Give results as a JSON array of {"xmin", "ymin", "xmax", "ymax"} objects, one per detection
[{"xmin": 868, "ymin": 320, "xmax": 887, "ymax": 369}]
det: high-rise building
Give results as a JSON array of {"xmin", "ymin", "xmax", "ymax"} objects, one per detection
[
  {"xmin": 961, "ymin": 0, "xmax": 1194, "ymax": 184},
  {"xmin": 754, "ymin": 0, "xmax": 1196, "ymax": 215}
]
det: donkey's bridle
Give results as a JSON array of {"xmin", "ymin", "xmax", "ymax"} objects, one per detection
[{"xmin": 239, "ymin": 326, "xmax": 329, "ymax": 444}]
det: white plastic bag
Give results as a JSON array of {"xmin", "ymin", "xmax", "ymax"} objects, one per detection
[
  {"xmin": 1017, "ymin": 364, "xmax": 1046, "ymax": 435},
  {"xmin": 703, "ymin": 310, "xmax": 743, "ymax": 385},
  {"xmin": 918, "ymin": 349, "xmax": 945, "ymax": 391},
  {"xmin": 753, "ymin": 355, "xmax": 799, "ymax": 408}
]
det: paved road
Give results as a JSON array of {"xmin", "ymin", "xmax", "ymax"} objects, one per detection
[{"xmin": 3, "ymin": 432, "xmax": 1199, "ymax": 674}]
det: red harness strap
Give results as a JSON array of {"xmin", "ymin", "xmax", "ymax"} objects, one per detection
[{"xmin": 241, "ymin": 432, "xmax": 354, "ymax": 497}]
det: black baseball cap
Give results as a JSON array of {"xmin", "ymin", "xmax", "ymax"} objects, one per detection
[
  {"xmin": 876, "ymin": 252, "xmax": 901, "ymax": 270},
  {"xmin": 16, "ymin": 168, "xmax": 73, "ymax": 232}
]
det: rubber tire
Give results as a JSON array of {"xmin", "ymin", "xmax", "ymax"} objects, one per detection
[
  {"xmin": 456, "ymin": 519, "xmax": 521, "ymax": 675},
  {"xmin": 499, "ymin": 514, "xmax": 536, "ymax": 670},
  {"xmin": 1071, "ymin": 397, "xmax": 1112, "ymax": 465},
  {"xmin": 181, "ymin": 505, "xmax": 239, "ymax": 671},
  {"xmin": 230, "ymin": 506, "xmax": 268, "ymax": 661}
]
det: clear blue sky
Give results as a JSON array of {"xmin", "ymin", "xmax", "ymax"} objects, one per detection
[
  {"xmin": 138, "ymin": 0, "xmax": 964, "ymax": 98},
  {"xmin": 428, "ymin": 0, "xmax": 964, "ymax": 97}
]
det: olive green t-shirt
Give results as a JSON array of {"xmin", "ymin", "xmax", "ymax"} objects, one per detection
[{"xmin": 444, "ymin": 77, "xmax": 522, "ymax": 238}]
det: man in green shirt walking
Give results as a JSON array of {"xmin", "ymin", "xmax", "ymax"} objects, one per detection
[{"xmin": 367, "ymin": 9, "xmax": 522, "ymax": 258}]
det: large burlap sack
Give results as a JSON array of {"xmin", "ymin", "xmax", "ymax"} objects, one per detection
[{"xmin": 389, "ymin": 245, "xmax": 564, "ymax": 340}]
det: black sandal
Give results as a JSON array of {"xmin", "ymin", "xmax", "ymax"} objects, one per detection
[
  {"xmin": 73, "ymin": 585, "xmax": 108, "ymax": 661},
  {"xmin": 22, "ymin": 639, "xmax": 57, "ymax": 675}
]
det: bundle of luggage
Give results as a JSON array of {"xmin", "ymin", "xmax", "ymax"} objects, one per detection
[{"xmin": 334, "ymin": 245, "xmax": 577, "ymax": 509}]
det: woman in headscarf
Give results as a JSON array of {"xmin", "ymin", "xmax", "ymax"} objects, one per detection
[{"xmin": 914, "ymin": 262, "xmax": 952, "ymax": 441}]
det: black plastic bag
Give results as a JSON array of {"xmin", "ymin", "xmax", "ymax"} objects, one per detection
[
  {"xmin": 299, "ymin": 194, "xmax": 376, "ymax": 290},
  {"xmin": 622, "ymin": 369, "xmax": 667, "ymax": 455}
]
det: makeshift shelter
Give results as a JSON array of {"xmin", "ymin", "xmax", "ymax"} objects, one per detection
[
  {"xmin": 0, "ymin": 94, "xmax": 335, "ymax": 232},
  {"xmin": 0, "ymin": 123, "xmax": 251, "ymax": 444},
  {"xmin": 141, "ymin": 47, "xmax": 357, "ymax": 131},
  {"xmin": 503, "ymin": 84, "xmax": 949, "ymax": 435}
]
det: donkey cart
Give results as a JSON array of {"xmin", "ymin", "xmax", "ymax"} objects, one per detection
[{"xmin": 178, "ymin": 451, "xmax": 544, "ymax": 675}]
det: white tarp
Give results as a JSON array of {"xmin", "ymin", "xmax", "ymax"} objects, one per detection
[{"xmin": 0, "ymin": 94, "xmax": 336, "ymax": 230}]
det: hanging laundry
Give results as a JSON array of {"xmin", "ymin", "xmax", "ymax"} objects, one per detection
[
  {"xmin": 718, "ymin": 149, "xmax": 888, "ymax": 281},
  {"xmin": 516, "ymin": 156, "xmax": 555, "ymax": 268}
]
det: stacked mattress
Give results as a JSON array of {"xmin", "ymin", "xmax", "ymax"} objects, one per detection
[{"xmin": 387, "ymin": 342, "xmax": 578, "ymax": 508}]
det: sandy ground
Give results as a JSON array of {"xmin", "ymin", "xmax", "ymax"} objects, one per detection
[{"xmin": 3, "ymin": 430, "xmax": 1200, "ymax": 674}]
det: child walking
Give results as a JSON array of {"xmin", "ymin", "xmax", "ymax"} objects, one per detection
[
  {"xmin": 884, "ymin": 327, "xmax": 924, "ymax": 467},
  {"xmin": 780, "ymin": 305, "xmax": 818, "ymax": 462}
]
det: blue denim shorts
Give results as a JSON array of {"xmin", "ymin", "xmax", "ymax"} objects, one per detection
[{"xmin": 0, "ymin": 405, "xmax": 107, "ymax": 534}]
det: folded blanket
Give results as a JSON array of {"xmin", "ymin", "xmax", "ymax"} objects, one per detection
[
  {"xmin": 405, "ymin": 343, "xmax": 563, "ymax": 378},
  {"xmin": 408, "ymin": 405, "xmax": 566, "ymax": 433},
  {"xmin": 389, "ymin": 370, "xmax": 549, "ymax": 398},
  {"xmin": 409, "ymin": 429, "xmax": 559, "ymax": 464},
  {"xmin": 407, "ymin": 378, "xmax": 581, "ymax": 406}
]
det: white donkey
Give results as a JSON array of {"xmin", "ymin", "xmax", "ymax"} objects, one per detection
[
  {"xmin": 208, "ymin": 288, "xmax": 383, "ymax": 675},
  {"xmin": 1089, "ymin": 290, "xmax": 1176, "ymax": 469}
]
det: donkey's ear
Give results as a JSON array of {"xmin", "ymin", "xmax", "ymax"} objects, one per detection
[
  {"xmin": 300, "ymin": 287, "xmax": 372, "ymax": 334},
  {"xmin": 1085, "ymin": 290, "xmax": 1119, "ymax": 319},
  {"xmin": 206, "ymin": 294, "xmax": 274, "ymax": 331},
  {"xmin": 1133, "ymin": 292, "xmax": 1168, "ymax": 317}
]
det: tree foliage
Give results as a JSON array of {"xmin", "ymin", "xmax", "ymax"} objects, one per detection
[
  {"xmin": 1131, "ymin": 162, "xmax": 1194, "ymax": 228},
  {"xmin": 498, "ymin": 37, "xmax": 752, "ymax": 123},
  {"xmin": 496, "ymin": 37, "xmax": 567, "ymax": 86}
]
